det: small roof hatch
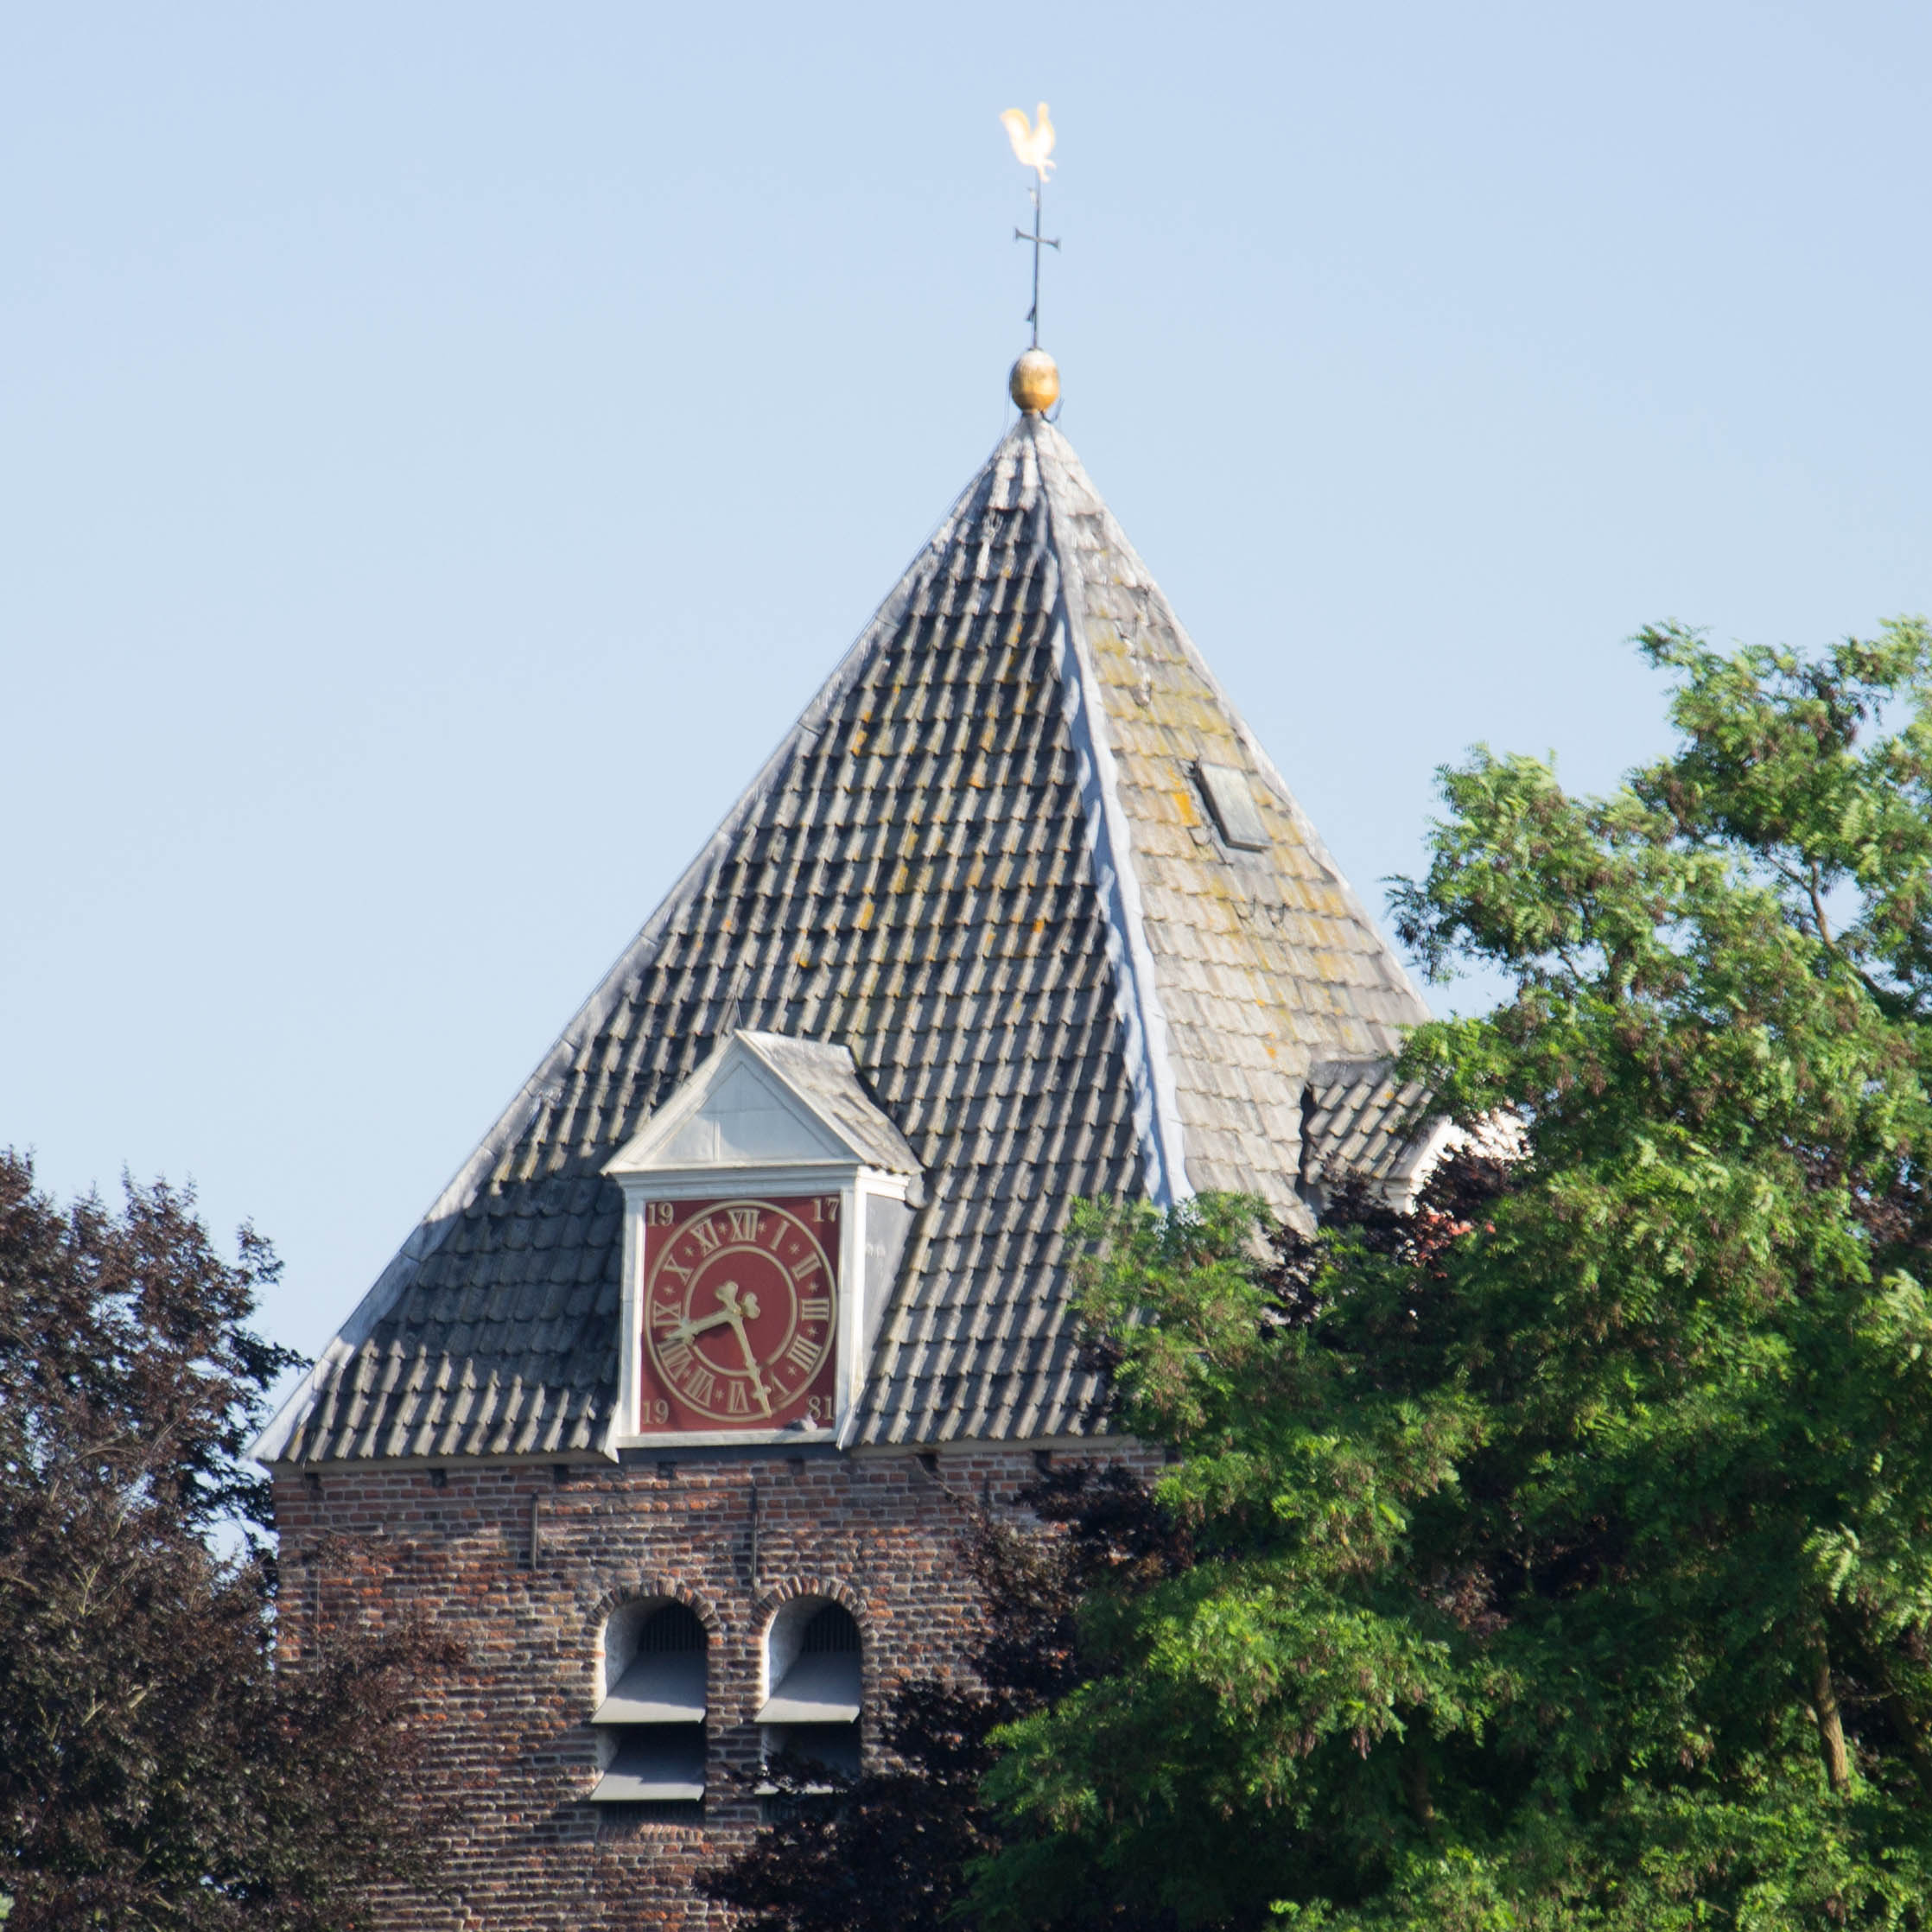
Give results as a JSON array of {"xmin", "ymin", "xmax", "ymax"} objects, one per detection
[{"xmin": 1196, "ymin": 762, "xmax": 1270, "ymax": 850}]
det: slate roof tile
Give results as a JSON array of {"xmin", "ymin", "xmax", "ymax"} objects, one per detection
[{"xmin": 261, "ymin": 414, "xmax": 1435, "ymax": 1465}]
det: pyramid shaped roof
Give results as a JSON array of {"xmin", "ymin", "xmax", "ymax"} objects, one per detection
[{"xmin": 257, "ymin": 411, "xmax": 1430, "ymax": 1464}]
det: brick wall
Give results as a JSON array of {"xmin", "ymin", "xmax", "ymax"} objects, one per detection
[{"xmin": 274, "ymin": 1443, "xmax": 1159, "ymax": 1930}]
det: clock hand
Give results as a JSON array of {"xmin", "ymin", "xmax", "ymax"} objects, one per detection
[
  {"xmin": 669, "ymin": 1279, "xmax": 763, "ymax": 1347},
  {"xmin": 666, "ymin": 1285, "xmax": 774, "ymax": 1414},
  {"xmin": 717, "ymin": 1279, "xmax": 760, "ymax": 1322},
  {"xmin": 668, "ymin": 1305, "xmax": 739, "ymax": 1346},
  {"xmin": 721, "ymin": 1309, "xmax": 774, "ymax": 1416}
]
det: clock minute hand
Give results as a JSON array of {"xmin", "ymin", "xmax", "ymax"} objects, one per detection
[{"xmin": 721, "ymin": 1309, "xmax": 774, "ymax": 1416}]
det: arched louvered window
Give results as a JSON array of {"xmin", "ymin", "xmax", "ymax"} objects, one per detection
[
  {"xmin": 591, "ymin": 1600, "xmax": 707, "ymax": 1808},
  {"xmin": 758, "ymin": 1598, "xmax": 861, "ymax": 1788}
]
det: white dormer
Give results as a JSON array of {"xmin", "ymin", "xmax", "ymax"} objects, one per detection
[{"xmin": 604, "ymin": 1031, "xmax": 920, "ymax": 1450}]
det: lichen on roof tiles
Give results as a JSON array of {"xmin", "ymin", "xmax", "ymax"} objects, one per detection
[{"xmin": 257, "ymin": 412, "xmax": 1434, "ymax": 1465}]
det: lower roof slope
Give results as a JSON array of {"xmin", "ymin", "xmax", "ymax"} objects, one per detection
[{"xmin": 259, "ymin": 410, "xmax": 1430, "ymax": 1465}]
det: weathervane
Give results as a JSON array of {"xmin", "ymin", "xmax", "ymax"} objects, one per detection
[{"xmin": 1000, "ymin": 103, "xmax": 1058, "ymax": 350}]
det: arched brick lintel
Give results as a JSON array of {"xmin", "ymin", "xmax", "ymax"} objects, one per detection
[
  {"xmin": 584, "ymin": 1578, "xmax": 723, "ymax": 1641},
  {"xmin": 752, "ymin": 1573, "xmax": 868, "ymax": 1632}
]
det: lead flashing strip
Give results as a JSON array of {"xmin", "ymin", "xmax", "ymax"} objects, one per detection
[{"xmin": 1034, "ymin": 423, "xmax": 1192, "ymax": 1208}]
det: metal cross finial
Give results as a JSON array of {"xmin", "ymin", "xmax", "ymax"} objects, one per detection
[
  {"xmin": 1014, "ymin": 179, "xmax": 1060, "ymax": 350},
  {"xmin": 999, "ymin": 104, "xmax": 1059, "ymax": 350}
]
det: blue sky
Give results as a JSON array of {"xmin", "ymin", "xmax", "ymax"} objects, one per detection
[{"xmin": 4, "ymin": 2, "xmax": 1929, "ymax": 1370}]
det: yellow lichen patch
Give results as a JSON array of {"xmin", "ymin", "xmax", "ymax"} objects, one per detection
[
  {"xmin": 890, "ymin": 863, "xmax": 911, "ymax": 893},
  {"xmin": 1171, "ymin": 787, "xmax": 1200, "ymax": 828},
  {"xmin": 856, "ymin": 898, "xmax": 875, "ymax": 931},
  {"xmin": 848, "ymin": 727, "xmax": 868, "ymax": 755}
]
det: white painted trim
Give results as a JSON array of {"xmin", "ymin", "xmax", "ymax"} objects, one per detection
[
  {"xmin": 608, "ymin": 1166, "xmax": 912, "ymax": 1452},
  {"xmin": 1033, "ymin": 422, "xmax": 1192, "ymax": 1208},
  {"xmin": 836, "ymin": 1192, "xmax": 863, "ymax": 1450},
  {"xmin": 613, "ymin": 1163, "xmax": 890, "ymax": 1203},
  {"xmin": 835, "ymin": 1179, "xmax": 862, "ymax": 1435},
  {"xmin": 613, "ymin": 1427, "xmax": 839, "ymax": 1451},
  {"xmin": 616, "ymin": 1179, "xmax": 643, "ymax": 1459},
  {"xmin": 834, "ymin": 1173, "xmax": 903, "ymax": 1449},
  {"xmin": 607, "ymin": 1037, "xmax": 879, "ymax": 1177}
]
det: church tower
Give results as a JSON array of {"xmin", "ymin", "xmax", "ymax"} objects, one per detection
[{"xmin": 257, "ymin": 353, "xmax": 1435, "ymax": 1929}]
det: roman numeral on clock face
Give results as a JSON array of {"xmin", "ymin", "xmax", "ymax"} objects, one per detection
[
  {"xmin": 726, "ymin": 1381, "xmax": 750, "ymax": 1414},
  {"xmin": 690, "ymin": 1220, "xmax": 722, "ymax": 1255},
  {"xmin": 782, "ymin": 1332, "xmax": 821, "ymax": 1375},
  {"xmin": 800, "ymin": 1296, "xmax": 831, "ymax": 1322},
  {"xmin": 727, "ymin": 1207, "xmax": 762, "ymax": 1242}
]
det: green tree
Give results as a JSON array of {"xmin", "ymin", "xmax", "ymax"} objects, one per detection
[
  {"xmin": 976, "ymin": 620, "xmax": 1932, "ymax": 1929},
  {"xmin": 0, "ymin": 1150, "xmax": 457, "ymax": 1929},
  {"xmin": 699, "ymin": 1462, "xmax": 1189, "ymax": 1932}
]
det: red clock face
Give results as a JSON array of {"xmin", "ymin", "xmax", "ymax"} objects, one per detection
[{"xmin": 638, "ymin": 1196, "xmax": 839, "ymax": 1432}]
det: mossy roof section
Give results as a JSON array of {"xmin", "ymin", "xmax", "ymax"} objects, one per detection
[{"xmin": 260, "ymin": 415, "xmax": 1428, "ymax": 1464}]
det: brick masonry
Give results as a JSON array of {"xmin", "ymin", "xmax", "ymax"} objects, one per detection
[{"xmin": 274, "ymin": 1442, "xmax": 1160, "ymax": 1930}]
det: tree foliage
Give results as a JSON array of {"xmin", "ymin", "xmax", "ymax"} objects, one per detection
[
  {"xmin": 698, "ymin": 1464, "xmax": 1188, "ymax": 1932},
  {"xmin": 974, "ymin": 620, "xmax": 1932, "ymax": 1929},
  {"xmin": 0, "ymin": 1150, "xmax": 457, "ymax": 1929}
]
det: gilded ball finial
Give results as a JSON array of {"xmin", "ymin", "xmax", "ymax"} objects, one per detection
[{"xmin": 1009, "ymin": 347, "xmax": 1059, "ymax": 414}]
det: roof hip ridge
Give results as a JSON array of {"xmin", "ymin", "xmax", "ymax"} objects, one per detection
[{"xmin": 1028, "ymin": 416, "xmax": 1192, "ymax": 1208}]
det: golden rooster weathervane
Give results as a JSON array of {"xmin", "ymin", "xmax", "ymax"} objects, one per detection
[{"xmin": 1001, "ymin": 103, "xmax": 1058, "ymax": 353}]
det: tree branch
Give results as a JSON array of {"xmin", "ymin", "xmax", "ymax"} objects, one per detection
[{"xmin": 1813, "ymin": 1643, "xmax": 1852, "ymax": 1795}]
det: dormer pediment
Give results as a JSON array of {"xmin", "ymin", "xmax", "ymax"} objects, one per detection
[
  {"xmin": 606, "ymin": 1031, "xmax": 918, "ymax": 1180},
  {"xmin": 623, "ymin": 1056, "xmax": 850, "ymax": 1170}
]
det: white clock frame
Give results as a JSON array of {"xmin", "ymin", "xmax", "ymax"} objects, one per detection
[{"xmin": 604, "ymin": 1033, "xmax": 921, "ymax": 1452}]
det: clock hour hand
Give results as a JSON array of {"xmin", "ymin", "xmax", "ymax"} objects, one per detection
[
  {"xmin": 668, "ymin": 1305, "xmax": 736, "ymax": 1345},
  {"xmin": 669, "ymin": 1280, "xmax": 762, "ymax": 1347}
]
